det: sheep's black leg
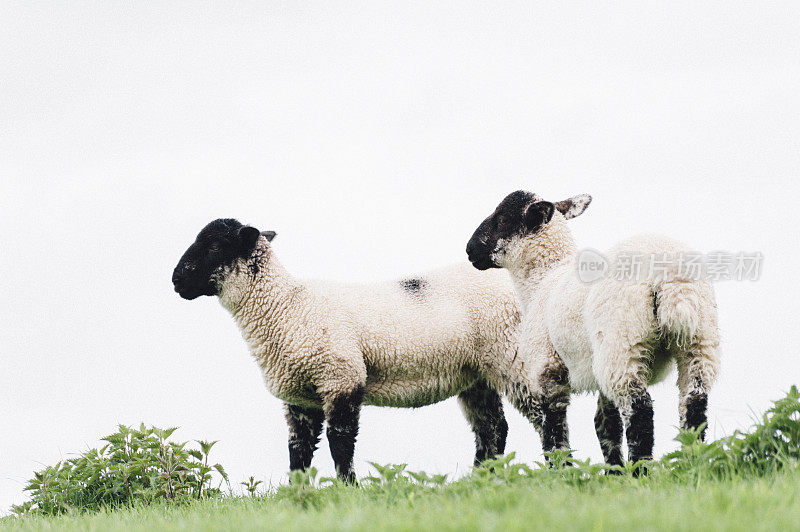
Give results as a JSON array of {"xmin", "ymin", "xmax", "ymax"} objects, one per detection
[
  {"xmin": 594, "ymin": 393, "xmax": 623, "ymax": 468},
  {"xmin": 541, "ymin": 363, "xmax": 571, "ymax": 454},
  {"xmin": 506, "ymin": 382, "xmax": 545, "ymax": 444},
  {"xmin": 325, "ymin": 385, "xmax": 364, "ymax": 484},
  {"xmin": 678, "ymin": 357, "xmax": 712, "ymax": 441},
  {"xmin": 285, "ymin": 403, "xmax": 325, "ymax": 472},
  {"xmin": 458, "ymin": 380, "xmax": 509, "ymax": 465},
  {"xmin": 623, "ymin": 387, "xmax": 654, "ymax": 474},
  {"xmin": 505, "ymin": 358, "xmax": 571, "ymax": 459},
  {"xmin": 683, "ymin": 388, "xmax": 708, "ymax": 436}
]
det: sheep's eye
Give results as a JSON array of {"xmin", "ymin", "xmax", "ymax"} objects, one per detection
[{"xmin": 208, "ymin": 244, "xmax": 221, "ymax": 254}]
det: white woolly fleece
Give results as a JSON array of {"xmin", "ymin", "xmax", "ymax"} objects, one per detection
[
  {"xmin": 498, "ymin": 213, "xmax": 721, "ymax": 415},
  {"xmin": 216, "ymin": 239, "xmax": 530, "ymax": 409}
]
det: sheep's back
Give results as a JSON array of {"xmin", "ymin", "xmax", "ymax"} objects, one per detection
[{"xmin": 304, "ymin": 263, "xmax": 520, "ymax": 404}]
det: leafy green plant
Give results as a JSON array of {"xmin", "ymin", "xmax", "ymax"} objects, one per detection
[
  {"xmin": 241, "ymin": 476, "xmax": 263, "ymax": 497},
  {"xmin": 662, "ymin": 385, "xmax": 800, "ymax": 480},
  {"xmin": 11, "ymin": 424, "xmax": 229, "ymax": 516},
  {"xmin": 725, "ymin": 384, "xmax": 800, "ymax": 472},
  {"xmin": 275, "ymin": 468, "xmax": 326, "ymax": 509}
]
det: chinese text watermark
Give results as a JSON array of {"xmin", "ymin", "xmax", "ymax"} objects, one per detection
[{"xmin": 576, "ymin": 249, "xmax": 763, "ymax": 284}]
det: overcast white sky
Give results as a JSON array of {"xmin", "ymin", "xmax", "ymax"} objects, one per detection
[{"xmin": 2, "ymin": 1, "xmax": 799, "ymax": 512}]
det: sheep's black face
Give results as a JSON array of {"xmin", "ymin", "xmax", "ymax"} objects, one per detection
[
  {"xmin": 466, "ymin": 191, "xmax": 555, "ymax": 270},
  {"xmin": 172, "ymin": 218, "xmax": 270, "ymax": 300}
]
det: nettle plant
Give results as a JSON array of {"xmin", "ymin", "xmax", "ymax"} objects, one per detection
[
  {"xmin": 12, "ymin": 424, "xmax": 229, "ymax": 516},
  {"xmin": 663, "ymin": 385, "xmax": 800, "ymax": 479}
]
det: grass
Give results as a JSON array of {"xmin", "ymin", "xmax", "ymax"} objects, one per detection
[
  {"xmin": 4, "ymin": 386, "xmax": 799, "ymax": 531},
  {"xmin": 2, "ymin": 464, "xmax": 799, "ymax": 531}
]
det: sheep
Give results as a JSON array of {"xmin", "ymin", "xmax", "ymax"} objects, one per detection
[
  {"xmin": 172, "ymin": 218, "xmax": 556, "ymax": 482},
  {"xmin": 466, "ymin": 191, "xmax": 720, "ymax": 469}
]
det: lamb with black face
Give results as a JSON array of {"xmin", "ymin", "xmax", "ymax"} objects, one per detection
[
  {"xmin": 466, "ymin": 190, "xmax": 555, "ymax": 270},
  {"xmin": 172, "ymin": 218, "xmax": 275, "ymax": 300},
  {"xmin": 465, "ymin": 189, "xmax": 721, "ymax": 474}
]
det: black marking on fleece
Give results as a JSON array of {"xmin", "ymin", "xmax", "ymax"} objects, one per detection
[
  {"xmin": 285, "ymin": 403, "xmax": 325, "ymax": 471},
  {"xmin": 400, "ymin": 278, "xmax": 427, "ymax": 297},
  {"xmin": 458, "ymin": 380, "xmax": 509, "ymax": 465},
  {"xmin": 326, "ymin": 385, "xmax": 365, "ymax": 484},
  {"xmin": 594, "ymin": 393, "xmax": 624, "ymax": 467}
]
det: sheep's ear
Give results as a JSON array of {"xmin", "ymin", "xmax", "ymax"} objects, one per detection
[
  {"xmin": 260, "ymin": 230, "xmax": 277, "ymax": 242},
  {"xmin": 238, "ymin": 226, "xmax": 261, "ymax": 250},
  {"xmin": 554, "ymin": 194, "xmax": 592, "ymax": 220},
  {"xmin": 523, "ymin": 201, "xmax": 555, "ymax": 230}
]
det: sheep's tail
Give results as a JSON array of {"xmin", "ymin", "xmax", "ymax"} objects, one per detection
[{"xmin": 653, "ymin": 279, "xmax": 705, "ymax": 349}]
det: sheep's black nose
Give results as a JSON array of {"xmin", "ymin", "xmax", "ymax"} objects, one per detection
[
  {"xmin": 466, "ymin": 241, "xmax": 476, "ymax": 258},
  {"xmin": 172, "ymin": 269, "xmax": 184, "ymax": 285}
]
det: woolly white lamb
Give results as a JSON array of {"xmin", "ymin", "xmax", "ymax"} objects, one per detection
[
  {"xmin": 466, "ymin": 191, "xmax": 720, "ymax": 468},
  {"xmin": 172, "ymin": 218, "xmax": 555, "ymax": 482}
]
